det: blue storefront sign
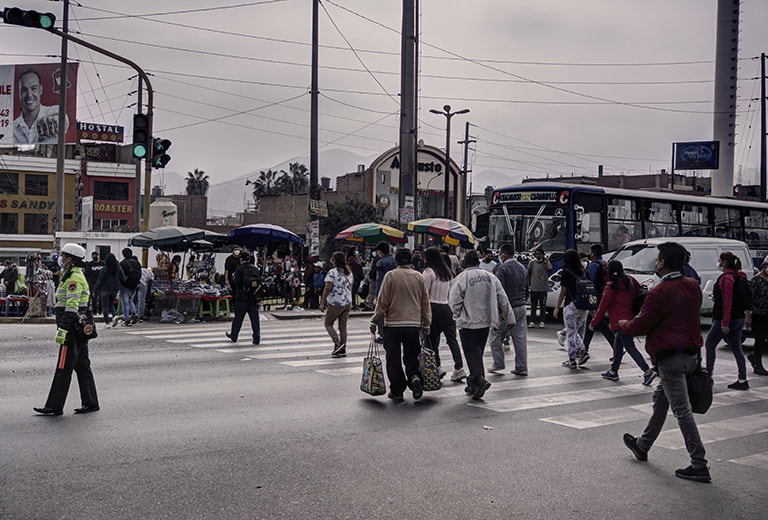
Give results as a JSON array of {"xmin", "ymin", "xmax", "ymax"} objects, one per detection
[{"xmin": 674, "ymin": 141, "xmax": 719, "ymax": 170}]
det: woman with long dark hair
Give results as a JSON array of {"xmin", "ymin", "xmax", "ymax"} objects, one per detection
[
  {"xmin": 320, "ymin": 251, "xmax": 354, "ymax": 358},
  {"xmin": 423, "ymin": 246, "xmax": 465, "ymax": 381},
  {"xmin": 553, "ymin": 249, "xmax": 589, "ymax": 368},
  {"xmin": 94, "ymin": 253, "xmax": 124, "ymax": 327},
  {"xmin": 590, "ymin": 260, "xmax": 656, "ymax": 385},
  {"xmin": 705, "ymin": 251, "xmax": 749, "ymax": 390}
]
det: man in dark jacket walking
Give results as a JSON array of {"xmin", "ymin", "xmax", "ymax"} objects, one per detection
[
  {"xmin": 118, "ymin": 248, "xmax": 141, "ymax": 326},
  {"xmin": 618, "ymin": 241, "xmax": 710, "ymax": 483},
  {"xmin": 226, "ymin": 250, "xmax": 261, "ymax": 345},
  {"xmin": 84, "ymin": 251, "xmax": 105, "ymax": 315}
]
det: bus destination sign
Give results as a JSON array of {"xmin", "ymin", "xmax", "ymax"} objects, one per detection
[{"xmin": 494, "ymin": 190, "xmax": 569, "ymax": 205}]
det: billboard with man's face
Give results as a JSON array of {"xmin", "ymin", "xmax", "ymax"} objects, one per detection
[{"xmin": 0, "ymin": 62, "xmax": 78, "ymax": 146}]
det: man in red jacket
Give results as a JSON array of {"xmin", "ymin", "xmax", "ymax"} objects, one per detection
[{"xmin": 617, "ymin": 242, "xmax": 710, "ymax": 483}]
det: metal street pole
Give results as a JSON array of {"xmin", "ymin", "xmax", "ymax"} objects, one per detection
[
  {"xmin": 761, "ymin": 52, "xmax": 766, "ymax": 202},
  {"xmin": 458, "ymin": 121, "xmax": 475, "ymax": 225},
  {"xmin": 430, "ymin": 105, "xmax": 469, "ymax": 219},
  {"xmin": 53, "ymin": 0, "xmax": 69, "ymax": 246}
]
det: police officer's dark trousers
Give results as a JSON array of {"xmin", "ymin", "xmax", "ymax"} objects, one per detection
[{"xmin": 44, "ymin": 332, "xmax": 99, "ymax": 412}]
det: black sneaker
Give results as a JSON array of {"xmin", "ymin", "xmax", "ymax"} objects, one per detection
[
  {"xmin": 472, "ymin": 379, "xmax": 491, "ymax": 400},
  {"xmin": 623, "ymin": 433, "xmax": 648, "ymax": 461},
  {"xmin": 130, "ymin": 314, "xmax": 139, "ymax": 325},
  {"xmin": 674, "ymin": 465, "xmax": 711, "ymax": 483},
  {"xmin": 727, "ymin": 380, "xmax": 749, "ymax": 390},
  {"xmin": 331, "ymin": 343, "xmax": 346, "ymax": 357},
  {"xmin": 225, "ymin": 332, "xmax": 236, "ymax": 342},
  {"xmin": 387, "ymin": 391, "xmax": 404, "ymax": 401},
  {"xmin": 410, "ymin": 376, "xmax": 423, "ymax": 400},
  {"xmin": 577, "ymin": 350, "xmax": 590, "ymax": 365},
  {"xmin": 747, "ymin": 353, "xmax": 757, "ymax": 369}
]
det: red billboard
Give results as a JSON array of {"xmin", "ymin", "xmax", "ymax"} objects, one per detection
[{"xmin": 0, "ymin": 62, "xmax": 78, "ymax": 146}]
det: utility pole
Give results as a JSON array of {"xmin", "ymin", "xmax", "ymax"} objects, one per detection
[
  {"xmin": 398, "ymin": 0, "xmax": 417, "ymax": 225},
  {"xmin": 53, "ymin": 0, "xmax": 69, "ymax": 246},
  {"xmin": 761, "ymin": 52, "xmax": 766, "ymax": 202},
  {"xmin": 430, "ymin": 105, "xmax": 469, "ymax": 220},
  {"xmin": 458, "ymin": 121, "xmax": 475, "ymax": 225},
  {"xmin": 309, "ymin": 0, "xmax": 319, "ymax": 257},
  {"xmin": 135, "ymin": 76, "xmax": 143, "ymax": 231}
]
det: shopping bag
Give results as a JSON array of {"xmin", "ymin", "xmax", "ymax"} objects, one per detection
[
  {"xmin": 687, "ymin": 364, "xmax": 713, "ymax": 414},
  {"xmin": 419, "ymin": 334, "xmax": 442, "ymax": 391},
  {"xmin": 360, "ymin": 335, "xmax": 386, "ymax": 396}
]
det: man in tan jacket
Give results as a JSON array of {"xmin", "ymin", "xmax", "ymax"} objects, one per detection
[{"xmin": 370, "ymin": 248, "xmax": 431, "ymax": 401}]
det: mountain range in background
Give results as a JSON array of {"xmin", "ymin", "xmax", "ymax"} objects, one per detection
[{"xmin": 149, "ymin": 148, "xmax": 570, "ymax": 217}]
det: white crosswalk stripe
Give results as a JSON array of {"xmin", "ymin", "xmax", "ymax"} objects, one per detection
[{"xmin": 123, "ymin": 317, "xmax": 768, "ymax": 470}]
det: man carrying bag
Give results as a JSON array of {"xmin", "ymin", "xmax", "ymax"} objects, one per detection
[{"xmin": 617, "ymin": 242, "xmax": 710, "ymax": 483}]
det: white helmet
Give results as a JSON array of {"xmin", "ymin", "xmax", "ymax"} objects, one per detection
[{"xmin": 61, "ymin": 243, "xmax": 86, "ymax": 259}]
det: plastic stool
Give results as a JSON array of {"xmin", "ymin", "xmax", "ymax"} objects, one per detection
[{"xmin": 215, "ymin": 296, "xmax": 231, "ymax": 317}]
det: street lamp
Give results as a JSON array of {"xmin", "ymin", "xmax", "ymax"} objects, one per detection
[{"xmin": 430, "ymin": 105, "xmax": 469, "ymax": 219}]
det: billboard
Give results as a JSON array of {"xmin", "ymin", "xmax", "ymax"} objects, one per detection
[
  {"xmin": 674, "ymin": 141, "xmax": 719, "ymax": 170},
  {"xmin": 0, "ymin": 62, "xmax": 78, "ymax": 146}
]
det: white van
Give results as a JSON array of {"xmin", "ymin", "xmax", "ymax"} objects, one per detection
[{"xmin": 608, "ymin": 237, "xmax": 754, "ymax": 316}]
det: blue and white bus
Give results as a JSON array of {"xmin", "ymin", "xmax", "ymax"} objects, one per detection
[{"xmin": 478, "ymin": 183, "xmax": 768, "ymax": 268}]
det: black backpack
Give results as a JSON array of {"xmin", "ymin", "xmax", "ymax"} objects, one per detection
[
  {"xmin": 566, "ymin": 268, "xmax": 599, "ymax": 311},
  {"xmin": 731, "ymin": 275, "xmax": 753, "ymax": 316},
  {"xmin": 241, "ymin": 265, "xmax": 265, "ymax": 302},
  {"xmin": 630, "ymin": 277, "xmax": 647, "ymax": 316}
]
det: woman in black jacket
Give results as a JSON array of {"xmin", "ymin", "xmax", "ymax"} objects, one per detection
[{"xmin": 95, "ymin": 253, "xmax": 124, "ymax": 327}]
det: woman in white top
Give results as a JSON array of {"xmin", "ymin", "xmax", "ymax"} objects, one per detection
[
  {"xmin": 423, "ymin": 247, "xmax": 466, "ymax": 381},
  {"xmin": 320, "ymin": 251, "xmax": 354, "ymax": 358}
]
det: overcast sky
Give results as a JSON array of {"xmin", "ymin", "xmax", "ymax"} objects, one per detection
[{"xmin": 2, "ymin": 0, "xmax": 768, "ymax": 191}]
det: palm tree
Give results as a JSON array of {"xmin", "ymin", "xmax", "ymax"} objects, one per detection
[
  {"xmin": 185, "ymin": 168, "xmax": 209, "ymax": 196},
  {"xmin": 288, "ymin": 162, "xmax": 309, "ymax": 193},
  {"xmin": 252, "ymin": 169, "xmax": 278, "ymax": 198}
]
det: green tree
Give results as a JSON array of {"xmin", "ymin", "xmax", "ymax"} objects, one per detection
[
  {"xmin": 185, "ymin": 168, "xmax": 209, "ymax": 196},
  {"xmin": 251, "ymin": 169, "xmax": 279, "ymax": 198},
  {"xmin": 319, "ymin": 197, "xmax": 382, "ymax": 259}
]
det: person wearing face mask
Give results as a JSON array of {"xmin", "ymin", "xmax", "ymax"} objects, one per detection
[
  {"xmin": 224, "ymin": 246, "xmax": 242, "ymax": 289},
  {"xmin": 618, "ymin": 241, "xmax": 709, "ymax": 483},
  {"xmin": 34, "ymin": 243, "xmax": 100, "ymax": 416},
  {"xmin": 527, "ymin": 248, "xmax": 551, "ymax": 328},
  {"xmin": 704, "ymin": 251, "xmax": 750, "ymax": 390}
]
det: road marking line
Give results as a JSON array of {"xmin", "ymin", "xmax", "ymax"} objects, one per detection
[
  {"xmin": 729, "ymin": 451, "xmax": 768, "ymax": 469},
  {"xmin": 467, "ymin": 385, "xmax": 654, "ymax": 412},
  {"xmin": 654, "ymin": 412, "xmax": 768, "ymax": 450}
]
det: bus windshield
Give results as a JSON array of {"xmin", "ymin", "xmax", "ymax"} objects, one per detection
[
  {"xmin": 488, "ymin": 204, "xmax": 567, "ymax": 253},
  {"xmin": 610, "ymin": 244, "xmax": 658, "ymax": 274}
]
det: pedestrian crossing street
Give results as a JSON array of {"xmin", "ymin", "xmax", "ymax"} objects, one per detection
[{"xmin": 125, "ymin": 317, "xmax": 768, "ymax": 471}]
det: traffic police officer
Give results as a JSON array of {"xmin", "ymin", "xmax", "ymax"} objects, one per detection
[{"xmin": 34, "ymin": 243, "xmax": 100, "ymax": 416}]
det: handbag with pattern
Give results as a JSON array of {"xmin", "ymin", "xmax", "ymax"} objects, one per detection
[
  {"xmin": 419, "ymin": 334, "xmax": 442, "ymax": 391},
  {"xmin": 360, "ymin": 335, "xmax": 386, "ymax": 396}
]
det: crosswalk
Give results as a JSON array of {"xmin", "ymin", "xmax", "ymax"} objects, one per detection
[{"xmin": 124, "ymin": 316, "xmax": 768, "ymax": 471}]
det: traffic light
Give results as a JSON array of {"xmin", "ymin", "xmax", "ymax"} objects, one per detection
[
  {"xmin": 132, "ymin": 114, "xmax": 150, "ymax": 159},
  {"xmin": 2, "ymin": 8, "xmax": 56, "ymax": 29},
  {"xmin": 151, "ymin": 138, "xmax": 172, "ymax": 168}
]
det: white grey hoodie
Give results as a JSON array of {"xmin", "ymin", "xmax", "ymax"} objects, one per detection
[{"xmin": 449, "ymin": 266, "xmax": 514, "ymax": 330}]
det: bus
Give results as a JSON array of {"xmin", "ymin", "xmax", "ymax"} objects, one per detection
[{"xmin": 477, "ymin": 182, "xmax": 768, "ymax": 268}]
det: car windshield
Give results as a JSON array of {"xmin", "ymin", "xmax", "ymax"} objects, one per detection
[{"xmin": 610, "ymin": 244, "xmax": 658, "ymax": 274}]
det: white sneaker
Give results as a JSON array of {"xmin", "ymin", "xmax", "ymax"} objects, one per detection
[
  {"xmin": 557, "ymin": 330, "xmax": 566, "ymax": 347},
  {"xmin": 539, "ymin": 322, "xmax": 546, "ymax": 328},
  {"xmin": 488, "ymin": 365, "xmax": 505, "ymax": 374},
  {"xmin": 528, "ymin": 321, "xmax": 535, "ymax": 328},
  {"xmin": 104, "ymin": 323, "xmax": 111, "ymax": 329},
  {"xmin": 450, "ymin": 367, "xmax": 467, "ymax": 381}
]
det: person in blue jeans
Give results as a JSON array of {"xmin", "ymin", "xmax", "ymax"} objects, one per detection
[
  {"xmin": 226, "ymin": 250, "xmax": 261, "ymax": 345},
  {"xmin": 705, "ymin": 251, "xmax": 749, "ymax": 390},
  {"xmin": 590, "ymin": 260, "xmax": 656, "ymax": 385}
]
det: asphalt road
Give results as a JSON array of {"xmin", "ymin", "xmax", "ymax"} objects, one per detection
[{"xmin": 1, "ymin": 315, "xmax": 765, "ymax": 520}]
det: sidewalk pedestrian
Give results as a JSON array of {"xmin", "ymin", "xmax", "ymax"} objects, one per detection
[
  {"xmin": 488, "ymin": 244, "xmax": 529, "ymax": 376},
  {"xmin": 118, "ymin": 248, "xmax": 141, "ymax": 326},
  {"xmin": 370, "ymin": 248, "xmax": 431, "ymax": 401},
  {"xmin": 137, "ymin": 266, "xmax": 154, "ymax": 322},
  {"xmin": 553, "ymin": 249, "xmax": 589, "ymax": 369},
  {"xmin": 590, "ymin": 260, "xmax": 656, "ymax": 385},
  {"xmin": 320, "ymin": 252, "xmax": 353, "ymax": 358},
  {"xmin": 449, "ymin": 250, "xmax": 514, "ymax": 400},
  {"xmin": 618, "ymin": 241, "xmax": 710, "ymax": 483},
  {"xmin": 422, "ymin": 246, "xmax": 465, "ymax": 381},
  {"xmin": 34, "ymin": 243, "xmax": 100, "ymax": 416},
  {"xmin": 705, "ymin": 251, "xmax": 750, "ymax": 390},
  {"xmin": 346, "ymin": 247, "xmax": 364, "ymax": 310},
  {"xmin": 527, "ymin": 247, "xmax": 551, "ymax": 328},
  {"xmin": 84, "ymin": 251, "xmax": 105, "ymax": 316}
]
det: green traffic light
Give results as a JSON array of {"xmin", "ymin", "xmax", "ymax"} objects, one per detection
[
  {"xmin": 132, "ymin": 144, "xmax": 148, "ymax": 159},
  {"xmin": 39, "ymin": 13, "xmax": 54, "ymax": 29}
]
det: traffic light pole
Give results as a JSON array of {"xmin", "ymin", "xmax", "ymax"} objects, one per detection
[{"xmin": 47, "ymin": 27, "xmax": 155, "ymax": 236}]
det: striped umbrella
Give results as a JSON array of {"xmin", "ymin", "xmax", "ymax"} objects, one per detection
[
  {"xmin": 406, "ymin": 218, "xmax": 477, "ymax": 247},
  {"xmin": 335, "ymin": 222, "xmax": 406, "ymax": 243}
]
